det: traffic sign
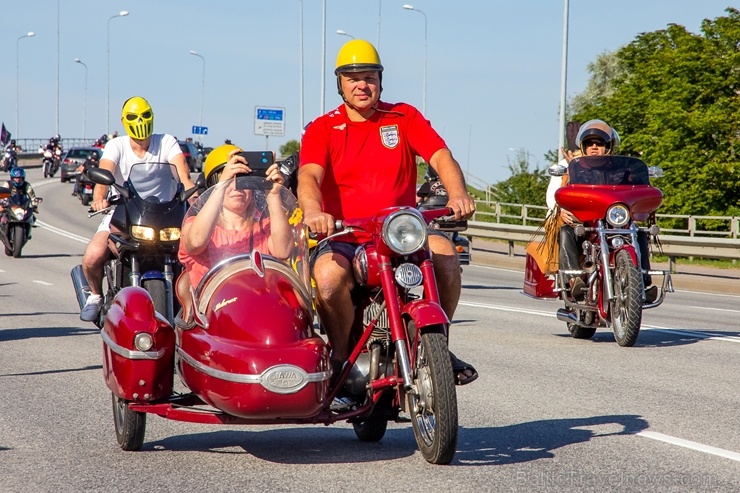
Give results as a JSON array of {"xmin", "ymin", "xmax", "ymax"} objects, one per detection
[
  {"xmin": 192, "ymin": 125, "xmax": 208, "ymax": 135},
  {"xmin": 254, "ymin": 106, "xmax": 285, "ymax": 137}
]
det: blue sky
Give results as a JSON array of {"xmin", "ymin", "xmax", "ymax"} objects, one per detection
[{"xmin": 0, "ymin": 1, "xmax": 734, "ymax": 185}]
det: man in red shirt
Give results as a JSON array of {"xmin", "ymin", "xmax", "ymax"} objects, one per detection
[{"xmin": 299, "ymin": 39, "xmax": 478, "ymax": 394}]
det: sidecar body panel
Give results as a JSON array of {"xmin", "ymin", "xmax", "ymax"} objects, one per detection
[
  {"xmin": 179, "ymin": 262, "xmax": 330, "ymax": 419},
  {"xmin": 101, "ymin": 286, "xmax": 175, "ymax": 401}
]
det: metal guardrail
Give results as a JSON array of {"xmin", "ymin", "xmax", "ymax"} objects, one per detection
[{"xmin": 465, "ymin": 221, "xmax": 740, "ymax": 272}]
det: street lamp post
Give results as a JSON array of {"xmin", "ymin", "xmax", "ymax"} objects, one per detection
[
  {"xmin": 75, "ymin": 58, "xmax": 88, "ymax": 139},
  {"xmin": 403, "ymin": 4, "xmax": 427, "ymax": 116},
  {"xmin": 16, "ymin": 31, "xmax": 35, "ymax": 140},
  {"xmin": 107, "ymin": 10, "xmax": 129, "ymax": 135},
  {"xmin": 336, "ymin": 29, "xmax": 354, "ymax": 39},
  {"xmin": 189, "ymin": 51, "xmax": 206, "ymax": 126}
]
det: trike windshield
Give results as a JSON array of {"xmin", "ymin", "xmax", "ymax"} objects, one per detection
[{"xmin": 568, "ymin": 155, "xmax": 650, "ymax": 186}]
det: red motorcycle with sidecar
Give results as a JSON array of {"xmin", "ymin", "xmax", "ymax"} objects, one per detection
[
  {"xmin": 524, "ymin": 155, "xmax": 673, "ymax": 346},
  {"xmin": 99, "ymin": 175, "xmax": 459, "ymax": 464}
]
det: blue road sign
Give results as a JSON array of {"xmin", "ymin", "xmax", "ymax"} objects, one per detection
[{"xmin": 191, "ymin": 126, "xmax": 208, "ymax": 135}]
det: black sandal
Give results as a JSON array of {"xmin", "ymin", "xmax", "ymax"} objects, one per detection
[{"xmin": 449, "ymin": 351, "xmax": 478, "ymax": 386}]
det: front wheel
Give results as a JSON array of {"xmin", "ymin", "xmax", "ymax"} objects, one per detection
[
  {"xmin": 143, "ymin": 279, "xmax": 168, "ymax": 319},
  {"xmin": 610, "ymin": 249, "xmax": 643, "ymax": 347},
  {"xmin": 112, "ymin": 393, "xmax": 146, "ymax": 451},
  {"xmin": 11, "ymin": 224, "xmax": 24, "ymax": 258},
  {"xmin": 407, "ymin": 326, "xmax": 458, "ymax": 465}
]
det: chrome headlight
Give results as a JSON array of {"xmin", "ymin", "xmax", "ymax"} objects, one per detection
[
  {"xmin": 131, "ymin": 225, "xmax": 156, "ymax": 241},
  {"xmin": 606, "ymin": 204, "xmax": 630, "ymax": 227},
  {"xmin": 382, "ymin": 210, "xmax": 427, "ymax": 255}
]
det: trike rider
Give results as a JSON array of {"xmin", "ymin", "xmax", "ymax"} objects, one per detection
[
  {"xmin": 298, "ymin": 39, "xmax": 478, "ymax": 393},
  {"xmin": 552, "ymin": 119, "xmax": 656, "ymax": 303}
]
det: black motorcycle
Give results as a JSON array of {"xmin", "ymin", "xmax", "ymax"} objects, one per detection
[
  {"xmin": 76, "ymin": 172, "xmax": 95, "ymax": 206},
  {"xmin": 0, "ymin": 189, "xmax": 41, "ymax": 258},
  {"xmin": 71, "ymin": 163, "xmax": 197, "ymax": 328},
  {"xmin": 417, "ymin": 181, "xmax": 471, "ymax": 265}
]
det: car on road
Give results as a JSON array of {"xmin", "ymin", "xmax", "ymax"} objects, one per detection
[
  {"xmin": 178, "ymin": 140, "xmax": 202, "ymax": 173},
  {"xmin": 60, "ymin": 147, "xmax": 103, "ymax": 183}
]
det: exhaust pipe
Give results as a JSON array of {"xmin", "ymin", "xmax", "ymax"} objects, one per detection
[
  {"xmin": 70, "ymin": 265, "xmax": 91, "ymax": 310},
  {"xmin": 582, "ymin": 261, "xmax": 596, "ymax": 274},
  {"xmin": 556, "ymin": 308, "xmax": 578, "ymax": 324}
]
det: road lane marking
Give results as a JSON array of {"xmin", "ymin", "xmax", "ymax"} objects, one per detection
[
  {"xmin": 691, "ymin": 305, "xmax": 740, "ymax": 314},
  {"xmin": 35, "ymin": 220, "xmax": 90, "ymax": 244},
  {"xmin": 459, "ymin": 301, "xmax": 740, "ymax": 343},
  {"xmin": 637, "ymin": 431, "xmax": 740, "ymax": 462},
  {"xmin": 33, "ymin": 280, "xmax": 53, "ymax": 286}
]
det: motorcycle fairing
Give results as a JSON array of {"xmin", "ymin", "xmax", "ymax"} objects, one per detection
[
  {"xmin": 555, "ymin": 186, "xmax": 663, "ymax": 223},
  {"xmin": 102, "ymin": 286, "xmax": 175, "ymax": 401}
]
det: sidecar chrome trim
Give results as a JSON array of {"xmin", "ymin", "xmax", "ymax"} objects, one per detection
[
  {"xmin": 176, "ymin": 348, "xmax": 332, "ymax": 393},
  {"xmin": 100, "ymin": 330, "xmax": 166, "ymax": 360}
]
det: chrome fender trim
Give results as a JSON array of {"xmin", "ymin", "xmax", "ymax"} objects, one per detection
[{"xmin": 176, "ymin": 347, "xmax": 332, "ymax": 394}]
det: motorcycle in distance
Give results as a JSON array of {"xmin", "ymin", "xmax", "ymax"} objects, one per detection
[
  {"xmin": 0, "ymin": 187, "xmax": 42, "ymax": 258},
  {"xmin": 90, "ymin": 174, "xmax": 459, "ymax": 465},
  {"xmin": 70, "ymin": 162, "xmax": 197, "ymax": 329},
  {"xmin": 42, "ymin": 148, "xmax": 62, "ymax": 178},
  {"xmin": 416, "ymin": 180, "xmax": 471, "ymax": 266},
  {"xmin": 1, "ymin": 148, "xmax": 18, "ymax": 172},
  {"xmin": 523, "ymin": 155, "xmax": 672, "ymax": 347},
  {"xmin": 76, "ymin": 172, "xmax": 95, "ymax": 206}
]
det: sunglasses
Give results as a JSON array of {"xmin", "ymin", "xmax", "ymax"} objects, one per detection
[
  {"xmin": 583, "ymin": 139, "xmax": 606, "ymax": 148},
  {"xmin": 125, "ymin": 111, "xmax": 152, "ymax": 121}
]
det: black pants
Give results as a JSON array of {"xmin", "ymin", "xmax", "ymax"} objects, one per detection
[{"xmin": 559, "ymin": 225, "xmax": 652, "ymax": 286}]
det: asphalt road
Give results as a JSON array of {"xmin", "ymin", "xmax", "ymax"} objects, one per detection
[{"xmin": 0, "ymin": 169, "xmax": 738, "ymax": 492}]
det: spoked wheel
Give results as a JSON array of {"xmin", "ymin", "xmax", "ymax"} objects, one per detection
[
  {"xmin": 112, "ymin": 393, "xmax": 146, "ymax": 451},
  {"xmin": 610, "ymin": 250, "xmax": 643, "ymax": 347},
  {"xmin": 407, "ymin": 324, "xmax": 458, "ymax": 464}
]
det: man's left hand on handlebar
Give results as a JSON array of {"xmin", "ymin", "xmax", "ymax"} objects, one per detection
[{"xmin": 446, "ymin": 193, "xmax": 476, "ymax": 220}]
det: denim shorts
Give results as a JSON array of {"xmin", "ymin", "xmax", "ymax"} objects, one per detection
[{"xmin": 310, "ymin": 240, "xmax": 358, "ymax": 268}]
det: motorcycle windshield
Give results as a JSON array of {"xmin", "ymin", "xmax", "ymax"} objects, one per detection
[
  {"xmin": 181, "ymin": 176, "xmax": 310, "ymax": 292},
  {"xmin": 568, "ymin": 156, "xmax": 650, "ymax": 186},
  {"xmin": 8, "ymin": 193, "xmax": 30, "ymax": 208},
  {"xmin": 126, "ymin": 162, "xmax": 180, "ymax": 202}
]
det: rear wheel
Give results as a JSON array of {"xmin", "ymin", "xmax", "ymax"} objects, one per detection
[
  {"xmin": 407, "ymin": 325, "xmax": 458, "ymax": 465},
  {"xmin": 610, "ymin": 250, "xmax": 643, "ymax": 347},
  {"xmin": 81, "ymin": 194, "xmax": 92, "ymax": 206},
  {"xmin": 112, "ymin": 393, "xmax": 146, "ymax": 451},
  {"xmin": 568, "ymin": 323, "xmax": 596, "ymax": 339},
  {"xmin": 11, "ymin": 225, "xmax": 24, "ymax": 258},
  {"xmin": 353, "ymin": 416, "xmax": 388, "ymax": 442}
]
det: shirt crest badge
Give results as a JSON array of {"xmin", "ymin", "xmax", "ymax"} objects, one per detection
[{"xmin": 379, "ymin": 125, "xmax": 399, "ymax": 149}]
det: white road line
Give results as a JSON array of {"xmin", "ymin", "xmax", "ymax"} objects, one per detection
[
  {"xmin": 638, "ymin": 431, "xmax": 740, "ymax": 462},
  {"xmin": 459, "ymin": 301, "xmax": 740, "ymax": 343},
  {"xmin": 33, "ymin": 280, "xmax": 53, "ymax": 286},
  {"xmin": 35, "ymin": 220, "xmax": 90, "ymax": 244},
  {"xmin": 690, "ymin": 305, "xmax": 740, "ymax": 314}
]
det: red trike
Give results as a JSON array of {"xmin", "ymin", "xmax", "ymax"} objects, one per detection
[
  {"xmin": 524, "ymin": 155, "xmax": 673, "ymax": 346},
  {"xmin": 101, "ymin": 176, "xmax": 459, "ymax": 464}
]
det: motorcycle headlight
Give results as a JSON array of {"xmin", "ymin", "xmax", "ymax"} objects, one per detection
[
  {"xmin": 159, "ymin": 227, "xmax": 181, "ymax": 242},
  {"xmin": 131, "ymin": 225, "xmax": 156, "ymax": 241},
  {"xmin": 133, "ymin": 332, "xmax": 154, "ymax": 352},
  {"xmin": 382, "ymin": 210, "xmax": 427, "ymax": 255},
  {"xmin": 11, "ymin": 207, "xmax": 25, "ymax": 220},
  {"xmin": 606, "ymin": 204, "xmax": 630, "ymax": 227}
]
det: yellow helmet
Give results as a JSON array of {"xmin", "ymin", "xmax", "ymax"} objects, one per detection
[
  {"xmin": 121, "ymin": 96, "xmax": 154, "ymax": 140},
  {"xmin": 335, "ymin": 39, "xmax": 383, "ymax": 75},
  {"xmin": 203, "ymin": 144, "xmax": 242, "ymax": 187}
]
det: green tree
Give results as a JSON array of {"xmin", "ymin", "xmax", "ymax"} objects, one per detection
[
  {"xmin": 571, "ymin": 7, "xmax": 740, "ymax": 222},
  {"xmin": 279, "ymin": 139, "xmax": 300, "ymax": 158},
  {"xmin": 494, "ymin": 149, "xmax": 549, "ymax": 222}
]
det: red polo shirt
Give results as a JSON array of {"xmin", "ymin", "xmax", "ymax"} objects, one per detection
[{"xmin": 300, "ymin": 101, "xmax": 447, "ymax": 220}]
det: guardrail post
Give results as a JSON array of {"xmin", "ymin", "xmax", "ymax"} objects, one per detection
[
  {"xmin": 508, "ymin": 240, "xmax": 514, "ymax": 257},
  {"xmin": 668, "ymin": 256, "xmax": 676, "ymax": 273}
]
